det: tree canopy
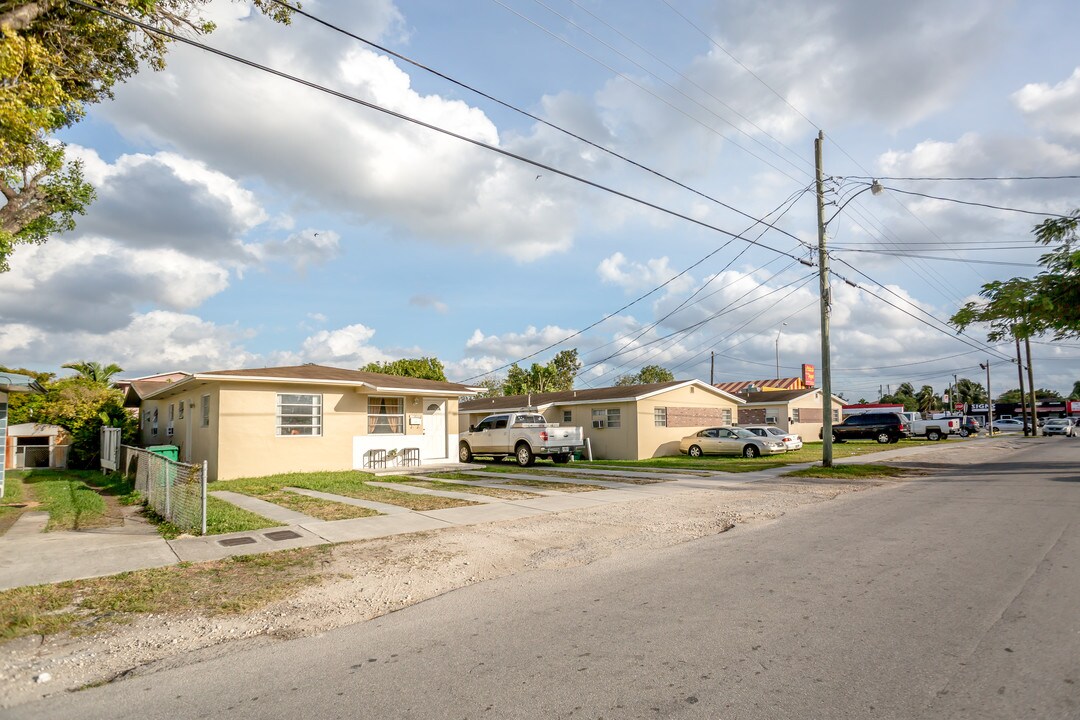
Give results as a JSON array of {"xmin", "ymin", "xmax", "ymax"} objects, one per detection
[
  {"xmin": 62, "ymin": 360, "xmax": 123, "ymax": 385},
  {"xmin": 952, "ymin": 210, "xmax": 1080, "ymax": 341},
  {"xmin": 360, "ymin": 357, "xmax": 447, "ymax": 382},
  {"xmin": 0, "ymin": 0, "xmax": 292, "ymax": 270},
  {"xmin": 502, "ymin": 349, "xmax": 581, "ymax": 396},
  {"xmin": 995, "ymin": 387, "xmax": 1062, "ymax": 403},
  {"xmin": 614, "ymin": 364, "xmax": 675, "ymax": 386}
]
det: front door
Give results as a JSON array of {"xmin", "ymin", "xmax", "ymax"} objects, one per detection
[{"xmin": 422, "ymin": 398, "xmax": 447, "ymax": 460}]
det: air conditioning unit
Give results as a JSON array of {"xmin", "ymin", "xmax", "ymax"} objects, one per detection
[{"xmin": 592, "ymin": 420, "xmax": 605, "ymax": 429}]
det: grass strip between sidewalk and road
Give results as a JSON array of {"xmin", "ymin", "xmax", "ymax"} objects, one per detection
[
  {"xmin": 221, "ymin": 470, "xmax": 480, "ymax": 513},
  {"xmin": 0, "ymin": 546, "xmax": 331, "ymax": 643},
  {"xmin": 426, "ymin": 471, "xmax": 608, "ymax": 493},
  {"xmin": 380, "ymin": 478, "xmax": 541, "ymax": 500},
  {"xmin": 783, "ymin": 464, "xmax": 917, "ymax": 480},
  {"xmin": 2, "ymin": 470, "xmax": 141, "ymax": 533}
]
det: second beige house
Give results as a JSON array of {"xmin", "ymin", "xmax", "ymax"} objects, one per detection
[{"xmin": 459, "ymin": 380, "xmax": 744, "ymax": 460}]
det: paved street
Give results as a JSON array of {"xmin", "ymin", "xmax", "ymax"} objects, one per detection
[{"xmin": 10, "ymin": 440, "xmax": 1079, "ymax": 719}]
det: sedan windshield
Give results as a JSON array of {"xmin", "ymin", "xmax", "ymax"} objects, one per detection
[{"xmin": 731, "ymin": 428, "xmax": 757, "ymax": 439}]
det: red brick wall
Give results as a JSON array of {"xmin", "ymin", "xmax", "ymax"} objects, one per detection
[{"xmin": 666, "ymin": 407, "xmax": 731, "ymax": 427}]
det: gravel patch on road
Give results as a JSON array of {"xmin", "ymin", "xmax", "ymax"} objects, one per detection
[{"xmin": 0, "ymin": 472, "xmax": 914, "ymax": 707}]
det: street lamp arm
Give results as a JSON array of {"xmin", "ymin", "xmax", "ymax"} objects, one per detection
[{"xmin": 824, "ymin": 180, "xmax": 884, "ymax": 227}]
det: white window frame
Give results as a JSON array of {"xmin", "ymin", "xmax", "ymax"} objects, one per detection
[
  {"xmin": 832, "ymin": 409, "xmax": 840, "ymax": 422},
  {"xmin": 168, "ymin": 403, "xmax": 175, "ymax": 423},
  {"xmin": 606, "ymin": 408, "xmax": 621, "ymax": 429},
  {"xmin": 591, "ymin": 408, "xmax": 606, "ymax": 429},
  {"xmin": 654, "ymin": 407, "xmax": 668, "ymax": 427},
  {"xmin": 151, "ymin": 407, "xmax": 158, "ymax": 436},
  {"xmin": 368, "ymin": 396, "xmax": 405, "ymax": 435},
  {"xmin": 721, "ymin": 408, "xmax": 732, "ymax": 425},
  {"xmin": 178, "ymin": 400, "xmax": 184, "ymax": 420},
  {"xmin": 563, "ymin": 410, "xmax": 572, "ymax": 423},
  {"xmin": 277, "ymin": 393, "xmax": 323, "ymax": 437},
  {"xmin": 201, "ymin": 395, "xmax": 210, "ymax": 428},
  {"xmin": 792, "ymin": 408, "xmax": 801, "ymax": 423}
]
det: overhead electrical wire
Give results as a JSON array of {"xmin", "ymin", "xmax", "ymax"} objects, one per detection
[
  {"xmin": 264, "ymin": 0, "xmax": 811, "ymax": 244},
  {"xmin": 487, "ymin": 0, "xmax": 809, "ymax": 183},
  {"xmin": 875, "ymin": 185, "xmax": 1075, "ymax": 218},
  {"xmin": 831, "ymin": 249, "xmax": 1040, "ymax": 268},
  {"xmin": 844, "ymin": 174, "xmax": 1080, "ymax": 182}
]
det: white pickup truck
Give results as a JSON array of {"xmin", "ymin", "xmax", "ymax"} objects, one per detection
[
  {"xmin": 459, "ymin": 412, "xmax": 585, "ymax": 466},
  {"xmin": 899, "ymin": 412, "xmax": 961, "ymax": 441}
]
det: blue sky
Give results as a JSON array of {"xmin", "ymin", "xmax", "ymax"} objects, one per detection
[{"xmin": 3, "ymin": 0, "xmax": 1079, "ymax": 399}]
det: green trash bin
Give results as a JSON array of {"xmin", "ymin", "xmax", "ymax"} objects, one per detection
[{"xmin": 147, "ymin": 445, "xmax": 179, "ymax": 462}]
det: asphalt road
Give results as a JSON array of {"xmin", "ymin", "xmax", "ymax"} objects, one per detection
[{"xmin": 11, "ymin": 440, "xmax": 1080, "ymax": 719}]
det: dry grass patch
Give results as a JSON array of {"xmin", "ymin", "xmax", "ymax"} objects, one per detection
[
  {"xmin": 0, "ymin": 547, "xmax": 331, "ymax": 642},
  {"xmin": 260, "ymin": 490, "xmax": 377, "ymax": 521},
  {"xmin": 499, "ymin": 478, "xmax": 609, "ymax": 493},
  {"xmin": 396, "ymin": 479, "xmax": 541, "ymax": 500}
]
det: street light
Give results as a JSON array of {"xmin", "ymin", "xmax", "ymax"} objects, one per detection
[
  {"xmin": 775, "ymin": 322, "xmax": 787, "ymax": 379},
  {"xmin": 979, "ymin": 361, "xmax": 994, "ymax": 435}
]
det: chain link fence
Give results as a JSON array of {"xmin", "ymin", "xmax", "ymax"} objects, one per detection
[{"xmin": 120, "ymin": 445, "xmax": 207, "ymax": 535}]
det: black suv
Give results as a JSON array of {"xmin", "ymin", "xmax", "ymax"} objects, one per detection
[{"xmin": 824, "ymin": 412, "xmax": 912, "ymax": 444}]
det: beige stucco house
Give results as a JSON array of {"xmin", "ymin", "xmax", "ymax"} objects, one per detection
[
  {"xmin": 459, "ymin": 380, "xmax": 744, "ymax": 460},
  {"xmin": 128, "ymin": 365, "xmax": 480, "ymax": 481},
  {"xmin": 735, "ymin": 388, "xmax": 845, "ymax": 440}
]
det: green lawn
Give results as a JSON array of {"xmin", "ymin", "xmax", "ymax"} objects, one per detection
[
  {"xmin": 220, "ymin": 470, "xmax": 480, "ymax": 513},
  {"xmin": 5, "ymin": 469, "xmax": 139, "ymax": 532},
  {"xmin": 581, "ymin": 438, "xmax": 954, "ymax": 473},
  {"xmin": 783, "ymin": 464, "xmax": 916, "ymax": 480}
]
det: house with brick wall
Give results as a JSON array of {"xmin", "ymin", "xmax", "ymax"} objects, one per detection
[
  {"xmin": 736, "ymin": 388, "xmax": 845, "ymax": 441},
  {"xmin": 459, "ymin": 380, "xmax": 743, "ymax": 460}
]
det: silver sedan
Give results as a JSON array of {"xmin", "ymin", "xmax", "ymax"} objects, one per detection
[{"xmin": 679, "ymin": 426, "xmax": 788, "ymax": 458}]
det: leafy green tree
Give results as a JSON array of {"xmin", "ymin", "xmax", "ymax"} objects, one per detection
[
  {"xmin": 470, "ymin": 376, "xmax": 503, "ymax": 399},
  {"xmin": 502, "ymin": 349, "xmax": 580, "ymax": 395},
  {"xmin": 360, "ymin": 357, "xmax": 447, "ymax": 382},
  {"xmin": 8, "ymin": 374, "xmax": 138, "ymax": 468},
  {"xmin": 61, "ymin": 360, "xmax": 123, "ymax": 385},
  {"xmin": 615, "ymin": 364, "xmax": 675, "ymax": 386},
  {"xmin": 1070, "ymin": 381, "xmax": 1080, "ymax": 401},
  {"xmin": 0, "ymin": 0, "xmax": 293, "ymax": 270},
  {"xmin": 995, "ymin": 387, "xmax": 1061, "ymax": 403},
  {"xmin": 879, "ymin": 393, "xmax": 917, "ymax": 411},
  {"xmin": 952, "ymin": 210, "xmax": 1080, "ymax": 341}
]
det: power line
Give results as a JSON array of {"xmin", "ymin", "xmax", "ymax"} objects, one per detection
[
  {"xmin": 845, "ymin": 174, "xmax": 1080, "ymax": 182},
  {"xmin": 265, "ymin": 0, "xmax": 811, "ymax": 244},
  {"xmin": 488, "ymin": 0, "xmax": 808, "ymax": 183},
  {"xmin": 832, "ymin": 249, "xmax": 1039, "ymax": 268},
  {"xmin": 877, "ymin": 185, "xmax": 1075, "ymax": 218}
]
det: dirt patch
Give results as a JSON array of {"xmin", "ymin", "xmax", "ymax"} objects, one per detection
[{"xmin": 0, "ymin": 474, "xmax": 899, "ymax": 707}]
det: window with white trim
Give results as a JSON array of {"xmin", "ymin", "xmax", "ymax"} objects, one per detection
[
  {"xmin": 151, "ymin": 407, "xmax": 158, "ymax": 436},
  {"xmin": 765, "ymin": 408, "xmax": 779, "ymax": 425},
  {"xmin": 654, "ymin": 407, "xmax": 668, "ymax": 427},
  {"xmin": 832, "ymin": 409, "xmax": 840, "ymax": 422},
  {"xmin": 201, "ymin": 395, "xmax": 210, "ymax": 428},
  {"xmin": 178, "ymin": 401, "xmax": 184, "ymax": 420},
  {"xmin": 721, "ymin": 408, "xmax": 732, "ymax": 424},
  {"xmin": 277, "ymin": 394, "xmax": 322, "ymax": 436},
  {"xmin": 605, "ymin": 408, "xmax": 621, "ymax": 429},
  {"xmin": 168, "ymin": 404, "xmax": 175, "ymax": 422},
  {"xmin": 368, "ymin": 396, "xmax": 404, "ymax": 434},
  {"xmin": 792, "ymin": 408, "xmax": 801, "ymax": 423},
  {"xmin": 563, "ymin": 410, "xmax": 572, "ymax": 423}
]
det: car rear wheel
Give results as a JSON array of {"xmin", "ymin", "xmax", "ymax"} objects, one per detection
[
  {"xmin": 959, "ymin": 428, "xmax": 969, "ymax": 437},
  {"xmin": 458, "ymin": 442, "xmax": 473, "ymax": 463},
  {"xmin": 743, "ymin": 444, "xmax": 760, "ymax": 458},
  {"xmin": 927, "ymin": 429, "xmax": 941, "ymax": 441},
  {"xmin": 876, "ymin": 432, "xmax": 892, "ymax": 444},
  {"xmin": 515, "ymin": 443, "xmax": 535, "ymax": 467},
  {"xmin": 688, "ymin": 445, "xmax": 703, "ymax": 458},
  {"xmin": 831, "ymin": 433, "xmax": 841, "ymax": 444}
]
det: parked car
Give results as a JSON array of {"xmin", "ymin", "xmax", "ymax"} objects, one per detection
[
  {"xmin": 989, "ymin": 418, "xmax": 1030, "ymax": 434},
  {"xmin": 823, "ymin": 412, "xmax": 912, "ymax": 444},
  {"xmin": 1042, "ymin": 418, "xmax": 1076, "ymax": 437},
  {"xmin": 957, "ymin": 417, "xmax": 981, "ymax": 437},
  {"xmin": 679, "ymin": 426, "xmax": 787, "ymax": 458},
  {"xmin": 741, "ymin": 425, "xmax": 803, "ymax": 451},
  {"xmin": 459, "ymin": 413, "xmax": 584, "ymax": 466},
  {"xmin": 897, "ymin": 412, "xmax": 961, "ymax": 441}
]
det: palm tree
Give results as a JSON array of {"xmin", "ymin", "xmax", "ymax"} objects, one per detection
[
  {"xmin": 954, "ymin": 377, "xmax": 987, "ymax": 404},
  {"xmin": 916, "ymin": 385, "xmax": 938, "ymax": 415},
  {"xmin": 62, "ymin": 361, "xmax": 124, "ymax": 386},
  {"xmin": 896, "ymin": 382, "xmax": 916, "ymax": 399}
]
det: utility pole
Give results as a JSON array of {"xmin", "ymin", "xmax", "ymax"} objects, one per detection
[
  {"xmin": 1015, "ymin": 335, "xmax": 1029, "ymax": 435},
  {"xmin": 981, "ymin": 361, "xmax": 994, "ymax": 434},
  {"xmin": 953, "ymin": 374, "xmax": 959, "ymax": 416},
  {"xmin": 1025, "ymin": 336, "xmax": 1037, "ymax": 433},
  {"xmin": 710, "ymin": 351, "xmax": 715, "ymax": 386},
  {"xmin": 815, "ymin": 130, "xmax": 833, "ymax": 467}
]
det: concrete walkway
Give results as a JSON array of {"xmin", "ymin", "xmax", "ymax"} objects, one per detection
[
  {"xmin": 210, "ymin": 490, "xmax": 318, "ymax": 525},
  {"xmin": 284, "ymin": 487, "xmax": 413, "ymax": 515}
]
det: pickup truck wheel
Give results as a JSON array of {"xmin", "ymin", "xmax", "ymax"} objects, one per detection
[
  {"xmin": 515, "ymin": 443, "xmax": 536, "ymax": 467},
  {"xmin": 927, "ymin": 429, "xmax": 942, "ymax": 441},
  {"xmin": 458, "ymin": 442, "xmax": 473, "ymax": 463},
  {"xmin": 742, "ymin": 444, "xmax": 760, "ymax": 458},
  {"xmin": 552, "ymin": 453, "xmax": 571, "ymax": 464},
  {"xmin": 876, "ymin": 432, "xmax": 892, "ymax": 444},
  {"xmin": 688, "ymin": 445, "xmax": 703, "ymax": 458},
  {"xmin": 959, "ymin": 428, "xmax": 969, "ymax": 437}
]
